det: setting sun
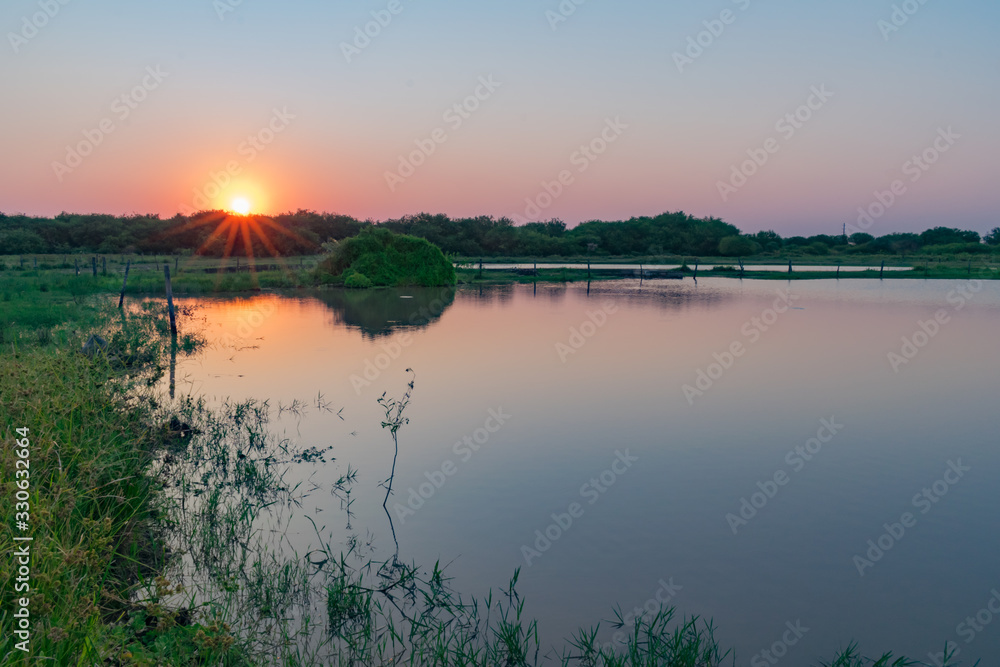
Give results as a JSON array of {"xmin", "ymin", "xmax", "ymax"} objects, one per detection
[{"xmin": 230, "ymin": 197, "xmax": 252, "ymax": 215}]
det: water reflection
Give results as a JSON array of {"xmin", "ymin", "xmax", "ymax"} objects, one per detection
[
  {"xmin": 163, "ymin": 279, "xmax": 1000, "ymax": 665},
  {"xmin": 310, "ymin": 286, "xmax": 456, "ymax": 338}
]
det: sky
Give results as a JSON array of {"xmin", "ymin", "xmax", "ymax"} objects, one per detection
[{"xmin": 1, "ymin": 0, "xmax": 998, "ymax": 236}]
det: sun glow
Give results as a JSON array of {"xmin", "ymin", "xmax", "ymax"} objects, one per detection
[{"xmin": 230, "ymin": 197, "xmax": 252, "ymax": 215}]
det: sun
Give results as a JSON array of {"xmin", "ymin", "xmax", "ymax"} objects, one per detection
[{"xmin": 230, "ymin": 197, "xmax": 252, "ymax": 215}]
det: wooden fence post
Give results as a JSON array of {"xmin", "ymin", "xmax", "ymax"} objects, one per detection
[
  {"xmin": 118, "ymin": 261, "xmax": 131, "ymax": 308},
  {"xmin": 164, "ymin": 264, "xmax": 177, "ymax": 336}
]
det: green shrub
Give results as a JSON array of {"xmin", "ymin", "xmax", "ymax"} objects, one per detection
[
  {"xmin": 718, "ymin": 235, "xmax": 759, "ymax": 257},
  {"xmin": 343, "ymin": 270, "xmax": 373, "ymax": 289},
  {"xmin": 316, "ymin": 227, "xmax": 456, "ymax": 287}
]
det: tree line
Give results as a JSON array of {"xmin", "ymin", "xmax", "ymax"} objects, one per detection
[{"xmin": 0, "ymin": 209, "xmax": 997, "ymax": 258}]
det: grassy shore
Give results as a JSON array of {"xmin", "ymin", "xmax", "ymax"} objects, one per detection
[
  {"xmin": 2, "ymin": 254, "xmax": 998, "ymax": 306},
  {"xmin": 0, "ymin": 268, "xmax": 965, "ymax": 665}
]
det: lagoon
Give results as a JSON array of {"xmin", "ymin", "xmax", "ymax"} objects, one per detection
[{"xmin": 168, "ymin": 277, "xmax": 1000, "ymax": 664}]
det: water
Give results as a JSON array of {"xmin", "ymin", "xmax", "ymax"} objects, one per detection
[
  {"xmin": 169, "ymin": 277, "xmax": 1000, "ymax": 664},
  {"xmin": 465, "ymin": 262, "xmax": 913, "ymax": 272}
]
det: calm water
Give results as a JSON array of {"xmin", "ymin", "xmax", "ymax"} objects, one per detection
[
  {"xmin": 471, "ymin": 263, "xmax": 912, "ymax": 272},
  {"xmin": 169, "ymin": 277, "xmax": 1000, "ymax": 664}
]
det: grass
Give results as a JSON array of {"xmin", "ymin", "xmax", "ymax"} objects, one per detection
[
  {"xmin": 0, "ymin": 298, "xmax": 207, "ymax": 663},
  {"xmin": 0, "ymin": 266, "xmax": 981, "ymax": 665}
]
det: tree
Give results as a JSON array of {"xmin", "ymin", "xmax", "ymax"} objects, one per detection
[
  {"xmin": 718, "ymin": 235, "xmax": 759, "ymax": 257},
  {"xmin": 0, "ymin": 229, "xmax": 47, "ymax": 254},
  {"xmin": 985, "ymin": 228, "xmax": 1000, "ymax": 246},
  {"xmin": 920, "ymin": 227, "xmax": 980, "ymax": 247}
]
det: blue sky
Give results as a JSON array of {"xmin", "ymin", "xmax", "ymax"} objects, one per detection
[{"xmin": 2, "ymin": 0, "xmax": 998, "ymax": 234}]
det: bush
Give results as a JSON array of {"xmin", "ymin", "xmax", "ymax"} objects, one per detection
[
  {"xmin": 343, "ymin": 270, "xmax": 373, "ymax": 289},
  {"xmin": 316, "ymin": 227, "xmax": 456, "ymax": 287},
  {"xmin": 718, "ymin": 235, "xmax": 759, "ymax": 257},
  {"xmin": 804, "ymin": 242, "xmax": 831, "ymax": 255},
  {"xmin": 922, "ymin": 242, "xmax": 991, "ymax": 255}
]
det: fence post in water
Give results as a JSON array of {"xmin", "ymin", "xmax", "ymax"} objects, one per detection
[
  {"xmin": 534, "ymin": 262, "xmax": 537, "ymax": 278},
  {"xmin": 587, "ymin": 260, "xmax": 591, "ymax": 280},
  {"xmin": 479, "ymin": 258, "xmax": 483, "ymax": 279},
  {"xmin": 836, "ymin": 263, "xmax": 840, "ymax": 279},
  {"xmin": 118, "ymin": 261, "xmax": 131, "ymax": 308},
  {"xmin": 164, "ymin": 264, "xmax": 177, "ymax": 337},
  {"xmin": 738, "ymin": 258, "xmax": 744, "ymax": 278},
  {"xmin": 693, "ymin": 262, "xmax": 698, "ymax": 279},
  {"xmin": 880, "ymin": 261, "xmax": 885, "ymax": 280},
  {"xmin": 788, "ymin": 259, "xmax": 793, "ymax": 275},
  {"xmin": 169, "ymin": 338, "xmax": 177, "ymax": 400},
  {"xmin": 639, "ymin": 263, "xmax": 643, "ymax": 285}
]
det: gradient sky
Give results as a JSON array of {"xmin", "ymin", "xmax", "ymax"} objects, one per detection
[{"xmin": 2, "ymin": 0, "xmax": 998, "ymax": 235}]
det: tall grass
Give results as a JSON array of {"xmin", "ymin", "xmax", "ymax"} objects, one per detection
[{"xmin": 0, "ymin": 298, "xmax": 205, "ymax": 663}]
